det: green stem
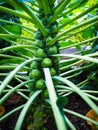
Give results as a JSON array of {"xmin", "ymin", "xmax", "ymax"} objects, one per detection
[
  {"xmin": 14, "ymin": 1, "xmax": 47, "ymax": 36},
  {"xmin": 0, "ymin": 54, "xmax": 25, "ymax": 61},
  {"xmin": 58, "ymin": 0, "xmax": 86, "ymax": 19},
  {"xmin": 49, "ymin": 0, "xmax": 71, "ymax": 23},
  {"xmin": 14, "ymin": 90, "xmax": 42, "ymax": 130},
  {"xmin": 64, "ymin": 108, "xmax": 98, "ymax": 126},
  {"xmin": 0, "ymin": 19, "xmax": 36, "ymax": 32},
  {"xmin": 0, "ymin": 59, "xmax": 33, "ymax": 94},
  {"xmin": 59, "ymin": 21, "xmax": 98, "ymax": 43},
  {"xmin": 0, "ymin": 34, "xmax": 34, "ymax": 41},
  {"xmin": 0, "ymin": 45, "xmax": 36, "ymax": 54},
  {"xmin": 60, "ymin": 36, "xmax": 98, "ymax": 50},
  {"xmin": 57, "ymin": 4, "xmax": 98, "ymax": 31},
  {"xmin": 48, "ymin": 15, "xmax": 98, "ymax": 45},
  {"xmin": 53, "ymin": 53, "xmax": 98, "ymax": 64},
  {"xmin": 41, "ymin": 0, "xmax": 51, "ymax": 15},
  {"xmin": 0, "ymin": 80, "xmax": 32, "ymax": 104},
  {"xmin": 54, "ymin": 76, "xmax": 98, "ymax": 114},
  {"xmin": 0, "ymin": 6, "xmax": 33, "ymax": 23},
  {"xmin": 0, "ymin": 104, "xmax": 24, "ymax": 122},
  {"xmin": 44, "ymin": 68, "xmax": 67, "ymax": 130}
]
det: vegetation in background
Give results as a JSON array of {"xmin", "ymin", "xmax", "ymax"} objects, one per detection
[{"xmin": 0, "ymin": 0, "xmax": 98, "ymax": 130}]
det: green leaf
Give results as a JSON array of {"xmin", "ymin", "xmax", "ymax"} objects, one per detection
[{"xmin": 56, "ymin": 96, "xmax": 68, "ymax": 107}]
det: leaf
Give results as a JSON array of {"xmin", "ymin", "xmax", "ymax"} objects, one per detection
[
  {"xmin": 56, "ymin": 96, "xmax": 68, "ymax": 107},
  {"xmin": 4, "ymin": 25, "xmax": 21, "ymax": 35},
  {"xmin": 0, "ymin": 105, "xmax": 5, "ymax": 116}
]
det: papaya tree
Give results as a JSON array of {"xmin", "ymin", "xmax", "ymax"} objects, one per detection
[{"xmin": 0, "ymin": 0, "xmax": 98, "ymax": 130}]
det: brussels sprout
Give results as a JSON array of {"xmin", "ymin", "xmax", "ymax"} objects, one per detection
[
  {"xmin": 35, "ymin": 48, "xmax": 46, "ymax": 58},
  {"xmin": 50, "ymin": 67, "xmax": 56, "ymax": 76},
  {"xmin": 48, "ymin": 45, "xmax": 58, "ymax": 54},
  {"xmin": 41, "ymin": 58, "xmax": 52, "ymax": 68},
  {"xmin": 29, "ymin": 69, "xmax": 41, "ymax": 79},
  {"xmin": 35, "ymin": 79, "xmax": 45, "ymax": 89},
  {"xmin": 30, "ymin": 61, "xmax": 38, "ymax": 69}
]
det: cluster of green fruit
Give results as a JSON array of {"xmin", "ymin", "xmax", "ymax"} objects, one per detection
[{"xmin": 28, "ymin": 5, "xmax": 60, "ymax": 98}]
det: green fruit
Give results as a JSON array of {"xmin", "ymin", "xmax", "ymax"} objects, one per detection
[
  {"xmin": 43, "ymin": 89, "xmax": 49, "ymax": 99},
  {"xmin": 30, "ymin": 61, "xmax": 38, "ymax": 69},
  {"xmin": 46, "ymin": 36, "xmax": 53, "ymax": 46},
  {"xmin": 48, "ymin": 45, "xmax": 57, "ymax": 54},
  {"xmin": 41, "ymin": 58, "xmax": 52, "ymax": 68},
  {"xmin": 28, "ymin": 81, "xmax": 35, "ymax": 90},
  {"xmin": 35, "ymin": 79, "xmax": 45, "ymax": 89},
  {"xmin": 29, "ymin": 69, "xmax": 41, "ymax": 79},
  {"xmin": 34, "ymin": 40, "xmax": 43, "ymax": 48},
  {"xmin": 50, "ymin": 67, "xmax": 56, "ymax": 76},
  {"xmin": 35, "ymin": 48, "xmax": 46, "ymax": 58}
]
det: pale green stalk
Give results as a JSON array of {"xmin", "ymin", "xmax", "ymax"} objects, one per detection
[
  {"xmin": 64, "ymin": 108, "xmax": 98, "ymax": 126},
  {"xmin": 0, "ymin": 59, "xmax": 32, "ymax": 94},
  {"xmin": 14, "ymin": 90, "xmax": 42, "ymax": 130},
  {"xmin": 57, "ymin": 4, "xmax": 98, "ymax": 30},
  {"xmin": 54, "ymin": 76, "xmax": 98, "ymax": 114},
  {"xmin": 44, "ymin": 68, "xmax": 67, "ymax": 130},
  {"xmin": 53, "ymin": 53, "xmax": 98, "ymax": 64}
]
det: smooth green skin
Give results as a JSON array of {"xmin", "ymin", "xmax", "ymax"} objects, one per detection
[
  {"xmin": 34, "ymin": 40, "xmax": 43, "ymax": 48},
  {"xmin": 43, "ymin": 89, "xmax": 49, "ymax": 99},
  {"xmin": 41, "ymin": 58, "xmax": 52, "ymax": 68},
  {"xmin": 30, "ymin": 61, "xmax": 38, "ymax": 69},
  {"xmin": 48, "ymin": 45, "xmax": 58, "ymax": 54},
  {"xmin": 29, "ymin": 69, "xmax": 41, "ymax": 79},
  {"xmin": 35, "ymin": 79, "xmax": 45, "ymax": 90},
  {"xmin": 35, "ymin": 48, "xmax": 46, "ymax": 58},
  {"xmin": 50, "ymin": 67, "xmax": 57, "ymax": 76}
]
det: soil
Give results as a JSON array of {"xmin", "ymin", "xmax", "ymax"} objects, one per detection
[{"xmin": 0, "ymin": 93, "xmax": 92, "ymax": 130}]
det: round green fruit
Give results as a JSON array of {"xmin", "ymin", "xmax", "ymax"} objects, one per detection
[
  {"xmin": 41, "ymin": 58, "xmax": 52, "ymax": 68},
  {"xmin": 34, "ymin": 40, "xmax": 43, "ymax": 48},
  {"xmin": 46, "ymin": 36, "xmax": 53, "ymax": 46},
  {"xmin": 48, "ymin": 45, "xmax": 57, "ymax": 54},
  {"xmin": 29, "ymin": 69, "xmax": 41, "ymax": 79},
  {"xmin": 50, "ymin": 67, "xmax": 56, "ymax": 76},
  {"xmin": 35, "ymin": 79, "xmax": 45, "ymax": 90},
  {"xmin": 35, "ymin": 48, "xmax": 46, "ymax": 58},
  {"xmin": 30, "ymin": 61, "xmax": 38, "ymax": 69},
  {"xmin": 28, "ymin": 81, "xmax": 35, "ymax": 90},
  {"xmin": 43, "ymin": 89, "xmax": 49, "ymax": 99}
]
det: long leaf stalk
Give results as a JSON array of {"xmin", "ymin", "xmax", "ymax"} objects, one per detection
[
  {"xmin": 60, "ymin": 60, "xmax": 83, "ymax": 72},
  {"xmin": 53, "ymin": 53, "xmax": 98, "ymax": 64},
  {"xmin": 0, "ymin": 104, "xmax": 24, "ymax": 122},
  {"xmin": 0, "ymin": 19, "xmax": 36, "ymax": 32},
  {"xmin": 60, "ymin": 36, "xmax": 98, "ymax": 50},
  {"xmin": 0, "ymin": 54, "xmax": 25, "ymax": 61},
  {"xmin": 13, "ymin": 1, "xmax": 47, "ymax": 36},
  {"xmin": 0, "ymin": 59, "xmax": 33, "ymax": 94},
  {"xmin": 57, "ymin": 3, "xmax": 98, "ymax": 30},
  {"xmin": 0, "ymin": 6, "xmax": 33, "ymax": 23},
  {"xmin": 0, "ymin": 45, "xmax": 37, "ymax": 54},
  {"xmin": 59, "ymin": 21, "xmax": 98, "ymax": 42},
  {"xmin": 53, "ymin": 76, "xmax": 98, "ymax": 114},
  {"xmin": 58, "ymin": 0, "xmax": 87, "ymax": 19},
  {"xmin": 49, "ymin": 0, "xmax": 71, "ymax": 23},
  {"xmin": 14, "ymin": 90, "xmax": 42, "ymax": 130},
  {"xmin": 41, "ymin": 0, "xmax": 51, "ymax": 15},
  {"xmin": 65, "ymin": 116, "xmax": 76, "ymax": 130},
  {"xmin": 0, "ymin": 80, "xmax": 33, "ymax": 104},
  {"xmin": 48, "ymin": 15, "xmax": 98, "ymax": 46},
  {"xmin": 60, "ymin": 63, "xmax": 94, "ymax": 77},
  {"xmin": 44, "ymin": 68, "xmax": 67, "ymax": 130},
  {"xmin": 64, "ymin": 108, "xmax": 98, "ymax": 126},
  {"xmin": 0, "ymin": 25, "xmax": 34, "ymax": 35},
  {"xmin": 0, "ymin": 34, "xmax": 35, "ymax": 41}
]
